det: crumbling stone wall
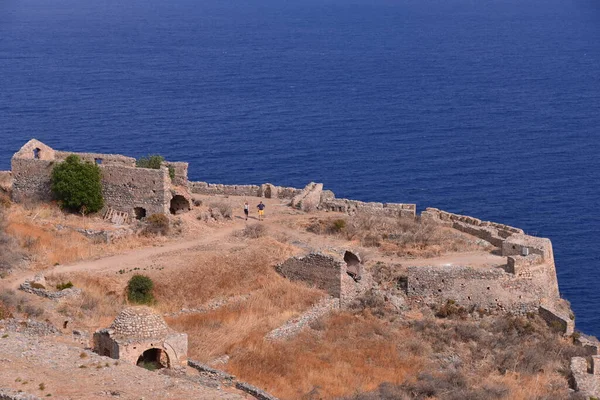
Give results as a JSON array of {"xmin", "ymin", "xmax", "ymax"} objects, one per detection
[
  {"xmin": 10, "ymin": 140, "xmax": 190, "ymax": 217},
  {"xmin": 291, "ymin": 182, "xmax": 323, "ymax": 211},
  {"xmin": 276, "ymin": 254, "xmax": 343, "ymax": 298},
  {"xmin": 406, "ymin": 262, "xmax": 559, "ymax": 313},
  {"xmin": 276, "ymin": 252, "xmax": 370, "ymax": 305},
  {"xmin": 189, "ymin": 181, "xmax": 302, "ymax": 199},
  {"xmin": 421, "ymin": 207, "xmax": 551, "ymax": 263},
  {"xmin": 101, "ymin": 165, "xmax": 171, "ymax": 215},
  {"xmin": 54, "ymin": 150, "xmax": 136, "ymax": 167},
  {"xmin": 166, "ymin": 161, "xmax": 189, "ymax": 186},
  {"xmin": 11, "ymin": 158, "xmax": 55, "ymax": 202},
  {"xmin": 320, "ymin": 197, "xmax": 417, "ymax": 218}
]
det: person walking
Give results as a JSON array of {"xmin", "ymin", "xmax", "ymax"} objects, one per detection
[
  {"xmin": 243, "ymin": 201, "xmax": 249, "ymax": 220},
  {"xmin": 257, "ymin": 201, "xmax": 266, "ymax": 221}
]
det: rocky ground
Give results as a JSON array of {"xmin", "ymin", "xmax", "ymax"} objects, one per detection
[{"xmin": 0, "ymin": 319, "xmax": 246, "ymax": 400}]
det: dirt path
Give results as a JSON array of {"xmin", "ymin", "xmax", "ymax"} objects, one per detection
[{"xmin": 3, "ymin": 219, "xmax": 248, "ymax": 290}]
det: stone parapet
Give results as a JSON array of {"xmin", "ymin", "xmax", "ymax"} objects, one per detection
[
  {"xmin": 189, "ymin": 181, "xmax": 302, "ymax": 199},
  {"xmin": 406, "ymin": 263, "xmax": 559, "ymax": 313},
  {"xmin": 320, "ymin": 198, "xmax": 416, "ymax": 218}
]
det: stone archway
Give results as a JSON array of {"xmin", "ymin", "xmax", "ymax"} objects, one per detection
[
  {"xmin": 136, "ymin": 348, "xmax": 170, "ymax": 370},
  {"xmin": 169, "ymin": 195, "xmax": 190, "ymax": 215},
  {"xmin": 344, "ymin": 251, "xmax": 362, "ymax": 281}
]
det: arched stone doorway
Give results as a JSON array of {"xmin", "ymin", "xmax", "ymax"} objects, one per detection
[
  {"xmin": 136, "ymin": 348, "xmax": 170, "ymax": 371},
  {"xmin": 344, "ymin": 251, "xmax": 362, "ymax": 282},
  {"xmin": 170, "ymin": 195, "xmax": 190, "ymax": 215}
]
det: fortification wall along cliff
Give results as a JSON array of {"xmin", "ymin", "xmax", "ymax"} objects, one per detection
[
  {"xmin": 10, "ymin": 139, "xmax": 191, "ymax": 217},
  {"xmin": 320, "ymin": 197, "xmax": 417, "ymax": 218},
  {"xmin": 408, "ymin": 207, "xmax": 560, "ymax": 312},
  {"xmin": 188, "ymin": 181, "xmax": 302, "ymax": 199}
]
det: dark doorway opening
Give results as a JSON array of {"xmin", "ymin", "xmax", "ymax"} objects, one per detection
[
  {"xmin": 136, "ymin": 348, "xmax": 169, "ymax": 371},
  {"xmin": 344, "ymin": 251, "xmax": 362, "ymax": 282},
  {"xmin": 134, "ymin": 207, "xmax": 147, "ymax": 220},
  {"xmin": 170, "ymin": 195, "xmax": 190, "ymax": 215},
  {"xmin": 33, "ymin": 148, "xmax": 41, "ymax": 159}
]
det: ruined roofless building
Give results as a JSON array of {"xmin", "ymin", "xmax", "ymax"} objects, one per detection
[
  {"xmin": 10, "ymin": 139, "xmax": 192, "ymax": 218},
  {"xmin": 93, "ymin": 306, "xmax": 188, "ymax": 369}
]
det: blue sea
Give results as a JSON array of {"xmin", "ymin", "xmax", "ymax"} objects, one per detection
[{"xmin": 1, "ymin": 0, "xmax": 599, "ymax": 335}]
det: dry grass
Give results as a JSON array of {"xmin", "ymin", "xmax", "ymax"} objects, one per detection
[
  {"xmin": 153, "ymin": 237, "xmax": 297, "ymax": 311},
  {"xmin": 227, "ymin": 311, "xmax": 424, "ymax": 399},
  {"xmin": 4, "ymin": 202, "xmax": 155, "ymax": 269},
  {"xmin": 166, "ymin": 280, "xmax": 322, "ymax": 361},
  {"xmin": 158, "ymin": 238, "xmax": 324, "ymax": 362},
  {"xmin": 236, "ymin": 223, "xmax": 268, "ymax": 239},
  {"xmin": 46, "ymin": 272, "xmax": 125, "ymax": 330},
  {"xmin": 307, "ymin": 215, "xmax": 486, "ymax": 258},
  {"xmin": 0, "ymin": 207, "xmax": 26, "ymax": 276}
]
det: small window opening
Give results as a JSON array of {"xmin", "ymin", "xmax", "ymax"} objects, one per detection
[
  {"xmin": 134, "ymin": 207, "xmax": 147, "ymax": 220},
  {"xmin": 33, "ymin": 148, "xmax": 41, "ymax": 159},
  {"xmin": 95, "ymin": 158, "xmax": 103, "ymax": 165}
]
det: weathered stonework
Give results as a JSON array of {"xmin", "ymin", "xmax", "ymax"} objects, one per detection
[
  {"xmin": 571, "ymin": 356, "xmax": 600, "ymax": 398},
  {"xmin": 10, "ymin": 139, "xmax": 191, "ymax": 218},
  {"xmin": 406, "ymin": 263, "xmax": 559, "ymax": 314},
  {"xmin": 275, "ymin": 252, "xmax": 370, "ymax": 305},
  {"xmin": 291, "ymin": 182, "xmax": 323, "ymax": 212},
  {"xmin": 93, "ymin": 306, "xmax": 187, "ymax": 369},
  {"xmin": 320, "ymin": 197, "xmax": 417, "ymax": 219},
  {"xmin": 188, "ymin": 181, "xmax": 302, "ymax": 199}
]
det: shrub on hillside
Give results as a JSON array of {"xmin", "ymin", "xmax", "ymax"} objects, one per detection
[
  {"xmin": 142, "ymin": 214, "xmax": 170, "ymax": 236},
  {"xmin": 239, "ymin": 223, "xmax": 267, "ymax": 239},
  {"xmin": 136, "ymin": 154, "xmax": 175, "ymax": 180},
  {"xmin": 56, "ymin": 281, "xmax": 74, "ymax": 291},
  {"xmin": 210, "ymin": 202, "xmax": 233, "ymax": 219},
  {"xmin": 127, "ymin": 274, "xmax": 155, "ymax": 305},
  {"xmin": 51, "ymin": 154, "xmax": 104, "ymax": 213}
]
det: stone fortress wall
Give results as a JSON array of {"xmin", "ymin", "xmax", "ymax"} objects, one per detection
[
  {"xmin": 2, "ymin": 139, "xmax": 566, "ymax": 319},
  {"xmin": 409, "ymin": 207, "xmax": 561, "ymax": 315},
  {"xmin": 9, "ymin": 139, "xmax": 191, "ymax": 217}
]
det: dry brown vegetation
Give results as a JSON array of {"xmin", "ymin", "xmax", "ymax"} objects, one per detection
[
  {"xmin": 0, "ymin": 194, "xmax": 588, "ymax": 400},
  {"xmin": 46, "ymin": 273, "xmax": 125, "ymax": 329},
  {"xmin": 154, "ymin": 239, "xmax": 324, "ymax": 361},
  {"xmin": 306, "ymin": 215, "xmax": 486, "ymax": 258},
  {"xmin": 3, "ymin": 202, "xmax": 154, "ymax": 269},
  {"xmin": 224, "ymin": 299, "xmax": 588, "ymax": 400}
]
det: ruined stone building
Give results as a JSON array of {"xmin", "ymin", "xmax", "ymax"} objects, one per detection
[
  {"xmin": 9, "ymin": 139, "xmax": 191, "ymax": 218},
  {"xmin": 93, "ymin": 306, "xmax": 188, "ymax": 369}
]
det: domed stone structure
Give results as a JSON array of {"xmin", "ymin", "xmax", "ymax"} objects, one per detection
[{"xmin": 93, "ymin": 306, "xmax": 187, "ymax": 369}]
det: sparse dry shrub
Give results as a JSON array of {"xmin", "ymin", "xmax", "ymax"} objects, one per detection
[
  {"xmin": 238, "ymin": 223, "xmax": 268, "ymax": 239},
  {"xmin": 0, "ymin": 208, "xmax": 26, "ymax": 276},
  {"xmin": 435, "ymin": 299, "xmax": 468, "ymax": 319},
  {"xmin": 142, "ymin": 214, "xmax": 170, "ymax": 236},
  {"xmin": 0, "ymin": 301, "xmax": 13, "ymax": 320},
  {"xmin": 226, "ymin": 312, "xmax": 423, "ymax": 399},
  {"xmin": 210, "ymin": 202, "xmax": 232, "ymax": 219},
  {"xmin": 311, "ymin": 213, "xmax": 481, "ymax": 257},
  {"xmin": 153, "ymin": 239, "xmax": 296, "ymax": 310}
]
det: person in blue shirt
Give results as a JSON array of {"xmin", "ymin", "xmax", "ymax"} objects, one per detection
[{"xmin": 257, "ymin": 201, "xmax": 266, "ymax": 221}]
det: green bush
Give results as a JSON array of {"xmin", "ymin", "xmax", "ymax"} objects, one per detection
[
  {"xmin": 56, "ymin": 281, "xmax": 73, "ymax": 291},
  {"xmin": 51, "ymin": 155, "xmax": 104, "ymax": 213},
  {"xmin": 136, "ymin": 155, "xmax": 164, "ymax": 169},
  {"xmin": 136, "ymin": 154, "xmax": 175, "ymax": 180},
  {"xmin": 127, "ymin": 274, "xmax": 155, "ymax": 305}
]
